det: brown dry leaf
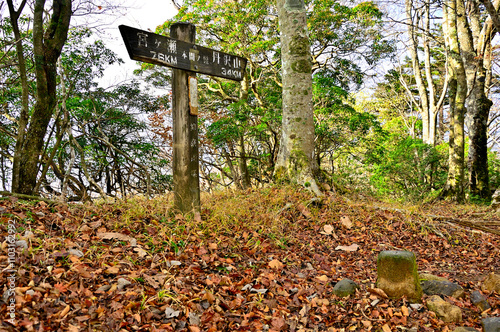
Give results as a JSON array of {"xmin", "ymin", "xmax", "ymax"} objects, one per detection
[
  {"xmin": 382, "ymin": 323, "xmax": 392, "ymax": 332},
  {"xmin": 297, "ymin": 204, "xmax": 312, "ymax": 218},
  {"xmin": 203, "ymin": 290, "xmax": 216, "ymax": 304},
  {"xmin": 268, "ymin": 259, "xmax": 284, "ymax": 269},
  {"xmin": 133, "ymin": 246, "xmax": 148, "ymax": 258},
  {"xmin": 367, "ymin": 287, "xmax": 389, "ymax": 299},
  {"xmin": 271, "ymin": 316, "xmax": 285, "ymax": 330},
  {"xmin": 320, "ymin": 224, "xmax": 334, "ymax": 235},
  {"xmin": 361, "ymin": 320, "xmax": 372, "ymax": 328},
  {"xmin": 189, "ymin": 327, "xmax": 201, "ymax": 332},
  {"xmin": 97, "ymin": 232, "xmax": 134, "ymax": 243},
  {"xmin": 67, "ymin": 325, "xmax": 80, "ymax": 332},
  {"xmin": 59, "ymin": 304, "xmax": 70, "ymax": 318},
  {"xmin": 340, "ymin": 216, "xmax": 353, "ymax": 229},
  {"xmin": 104, "ymin": 265, "xmax": 121, "ymax": 274},
  {"xmin": 401, "ymin": 305, "xmax": 409, "ymax": 316},
  {"xmin": 316, "ymin": 275, "xmax": 329, "ymax": 283},
  {"xmin": 335, "ymin": 243, "xmax": 359, "ymax": 252},
  {"xmin": 194, "ymin": 212, "xmax": 202, "ymax": 223},
  {"xmin": 208, "ymin": 242, "xmax": 218, "ymax": 250},
  {"xmin": 72, "ymin": 264, "xmax": 92, "ymax": 278}
]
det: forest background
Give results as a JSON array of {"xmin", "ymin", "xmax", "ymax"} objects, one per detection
[{"xmin": 2, "ymin": 0, "xmax": 500, "ymax": 204}]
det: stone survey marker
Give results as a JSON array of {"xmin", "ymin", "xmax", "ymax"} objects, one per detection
[{"xmin": 119, "ymin": 25, "xmax": 247, "ymax": 81}]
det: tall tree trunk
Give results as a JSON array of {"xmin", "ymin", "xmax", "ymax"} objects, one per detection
[
  {"xmin": 442, "ymin": 0, "xmax": 467, "ymax": 202},
  {"xmin": 12, "ymin": 0, "xmax": 72, "ymax": 195},
  {"xmin": 275, "ymin": 0, "xmax": 322, "ymax": 195},
  {"xmin": 6, "ymin": 0, "xmax": 30, "ymax": 193},
  {"xmin": 462, "ymin": 0, "xmax": 497, "ymax": 199}
]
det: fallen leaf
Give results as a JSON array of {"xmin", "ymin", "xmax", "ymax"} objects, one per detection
[
  {"xmin": 134, "ymin": 246, "xmax": 148, "ymax": 257},
  {"xmin": 165, "ymin": 307, "xmax": 180, "ymax": 319},
  {"xmin": 316, "ymin": 275, "xmax": 329, "ymax": 283},
  {"xmin": 208, "ymin": 242, "xmax": 218, "ymax": 250},
  {"xmin": 368, "ymin": 287, "xmax": 389, "ymax": 299},
  {"xmin": 59, "ymin": 305, "xmax": 70, "ymax": 318},
  {"xmin": 340, "ymin": 216, "xmax": 353, "ymax": 228},
  {"xmin": 320, "ymin": 224, "xmax": 335, "ymax": 235},
  {"xmin": 401, "ymin": 305, "xmax": 409, "ymax": 316},
  {"xmin": 72, "ymin": 264, "xmax": 92, "ymax": 278},
  {"xmin": 335, "ymin": 243, "xmax": 359, "ymax": 252},
  {"xmin": 268, "ymin": 259, "xmax": 284, "ymax": 269},
  {"xmin": 97, "ymin": 232, "xmax": 135, "ymax": 243},
  {"xmin": 382, "ymin": 323, "xmax": 391, "ymax": 332},
  {"xmin": 104, "ymin": 265, "xmax": 121, "ymax": 275}
]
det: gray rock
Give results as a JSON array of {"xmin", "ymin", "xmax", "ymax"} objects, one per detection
[
  {"xmin": 482, "ymin": 317, "xmax": 500, "ymax": 332},
  {"xmin": 426, "ymin": 295, "xmax": 462, "ymax": 323},
  {"xmin": 377, "ymin": 250, "xmax": 422, "ymax": 302},
  {"xmin": 470, "ymin": 290, "xmax": 491, "ymax": 312},
  {"xmin": 332, "ymin": 278, "xmax": 358, "ymax": 298},
  {"xmin": 68, "ymin": 249, "xmax": 84, "ymax": 258},
  {"xmin": 482, "ymin": 273, "xmax": 500, "ymax": 293},
  {"xmin": 452, "ymin": 328, "xmax": 479, "ymax": 332},
  {"xmin": 421, "ymin": 280, "xmax": 465, "ymax": 298},
  {"xmin": 117, "ymin": 278, "xmax": 131, "ymax": 290}
]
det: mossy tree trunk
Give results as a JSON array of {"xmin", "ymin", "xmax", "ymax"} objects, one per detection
[
  {"xmin": 442, "ymin": 0, "xmax": 467, "ymax": 202},
  {"xmin": 275, "ymin": 0, "xmax": 321, "ymax": 195},
  {"xmin": 11, "ymin": 0, "xmax": 72, "ymax": 195},
  {"xmin": 458, "ymin": 0, "xmax": 494, "ymax": 200}
]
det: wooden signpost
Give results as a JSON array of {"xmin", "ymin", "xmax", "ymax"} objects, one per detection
[{"xmin": 119, "ymin": 23, "xmax": 247, "ymax": 213}]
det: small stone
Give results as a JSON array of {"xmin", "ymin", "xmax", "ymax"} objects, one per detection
[
  {"xmin": 297, "ymin": 273, "xmax": 306, "ymax": 278},
  {"xmin": 452, "ymin": 328, "xmax": 479, "ymax": 332},
  {"xmin": 332, "ymin": 278, "xmax": 359, "ymax": 298},
  {"xmin": 68, "ymin": 249, "xmax": 84, "ymax": 258},
  {"xmin": 117, "ymin": 278, "xmax": 131, "ymax": 290},
  {"xmin": 15, "ymin": 240, "xmax": 28, "ymax": 249},
  {"xmin": 482, "ymin": 317, "xmax": 500, "ymax": 332},
  {"xmin": 290, "ymin": 287, "xmax": 299, "ymax": 293},
  {"xmin": 35, "ymin": 211, "xmax": 45, "ymax": 218},
  {"xmin": 421, "ymin": 280, "xmax": 465, "ymax": 298},
  {"xmin": 470, "ymin": 290, "xmax": 491, "ymax": 312},
  {"xmin": 306, "ymin": 263, "xmax": 314, "ymax": 270},
  {"xmin": 481, "ymin": 273, "xmax": 500, "ymax": 293},
  {"xmin": 426, "ymin": 295, "xmax": 462, "ymax": 323}
]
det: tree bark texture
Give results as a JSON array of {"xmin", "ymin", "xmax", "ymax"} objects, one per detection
[
  {"xmin": 275, "ymin": 0, "xmax": 321, "ymax": 195},
  {"xmin": 12, "ymin": 0, "xmax": 72, "ymax": 195},
  {"xmin": 442, "ymin": 0, "xmax": 467, "ymax": 202}
]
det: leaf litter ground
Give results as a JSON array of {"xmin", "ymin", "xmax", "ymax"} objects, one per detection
[{"xmin": 0, "ymin": 186, "xmax": 499, "ymax": 331}]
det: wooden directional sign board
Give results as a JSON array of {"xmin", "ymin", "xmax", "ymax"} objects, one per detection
[{"xmin": 119, "ymin": 25, "xmax": 247, "ymax": 81}]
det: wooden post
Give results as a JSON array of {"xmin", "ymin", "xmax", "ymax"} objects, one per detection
[{"xmin": 171, "ymin": 23, "xmax": 200, "ymax": 213}]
